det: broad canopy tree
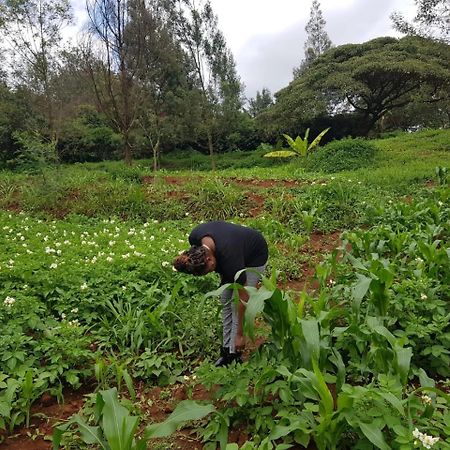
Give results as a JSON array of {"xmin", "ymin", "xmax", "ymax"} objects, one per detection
[{"xmin": 274, "ymin": 36, "xmax": 450, "ymax": 135}]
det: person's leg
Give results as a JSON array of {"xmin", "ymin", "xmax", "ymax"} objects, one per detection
[{"xmin": 220, "ymin": 288, "xmax": 234, "ymax": 351}]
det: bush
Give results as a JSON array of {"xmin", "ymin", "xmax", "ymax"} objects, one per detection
[{"xmin": 305, "ymin": 138, "xmax": 378, "ymax": 173}]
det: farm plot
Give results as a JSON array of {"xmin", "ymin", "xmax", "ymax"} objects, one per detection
[{"xmin": 0, "ymin": 161, "xmax": 449, "ymax": 448}]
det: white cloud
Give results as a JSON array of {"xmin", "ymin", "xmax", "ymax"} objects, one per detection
[{"xmin": 64, "ymin": 0, "xmax": 417, "ymax": 98}]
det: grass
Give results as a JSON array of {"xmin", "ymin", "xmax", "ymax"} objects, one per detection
[{"xmin": 0, "ymin": 128, "xmax": 449, "ymax": 448}]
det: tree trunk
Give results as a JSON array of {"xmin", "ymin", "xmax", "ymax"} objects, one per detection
[
  {"xmin": 152, "ymin": 137, "xmax": 160, "ymax": 173},
  {"xmin": 123, "ymin": 129, "xmax": 133, "ymax": 166},
  {"xmin": 207, "ymin": 128, "xmax": 216, "ymax": 171}
]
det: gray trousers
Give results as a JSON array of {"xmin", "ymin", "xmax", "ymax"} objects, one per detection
[{"xmin": 220, "ymin": 265, "xmax": 266, "ymax": 353}]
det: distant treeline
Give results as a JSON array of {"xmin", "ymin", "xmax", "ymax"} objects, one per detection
[{"xmin": 0, "ymin": 0, "xmax": 449, "ymax": 168}]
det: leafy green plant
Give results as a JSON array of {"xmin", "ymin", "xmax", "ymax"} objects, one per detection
[
  {"xmin": 304, "ymin": 138, "xmax": 378, "ymax": 173},
  {"xmin": 264, "ymin": 128, "xmax": 330, "ymax": 158},
  {"xmin": 53, "ymin": 388, "xmax": 146, "ymax": 450}
]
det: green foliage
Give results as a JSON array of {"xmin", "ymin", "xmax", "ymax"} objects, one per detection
[
  {"xmin": 264, "ymin": 128, "xmax": 329, "ymax": 158},
  {"xmin": 53, "ymin": 388, "xmax": 146, "ymax": 450},
  {"xmin": 145, "ymin": 400, "xmax": 215, "ymax": 439},
  {"xmin": 273, "ymin": 36, "xmax": 450, "ymax": 134},
  {"xmin": 12, "ymin": 131, "xmax": 59, "ymax": 175},
  {"xmin": 59, "ymin": 108, "xmax": 123, "ymax": 163},
  {"xmin": 304, "ymin": 138, "xmax": 378, "ymax": 173}
]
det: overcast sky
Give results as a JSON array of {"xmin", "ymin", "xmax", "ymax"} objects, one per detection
[{"xmin": 69, "ymin": 0, "xmax": 416, "ymax": 99}]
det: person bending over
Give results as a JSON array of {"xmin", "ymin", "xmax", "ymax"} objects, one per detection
[{"xmin": 173, "ymin": 221, "xmax": 268, "ymax": 366}]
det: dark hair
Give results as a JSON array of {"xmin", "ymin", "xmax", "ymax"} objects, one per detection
[{"xmin": 173, "ymin": 245, "xmax": 208, "ymax": 276}]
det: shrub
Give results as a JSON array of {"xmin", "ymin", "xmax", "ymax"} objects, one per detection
[{"xmin": 305, "ymin": 138, "xmax": 378, "ymax": 173}]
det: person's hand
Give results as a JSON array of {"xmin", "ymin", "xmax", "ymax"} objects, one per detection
[{"xmin": 235, "ymin": 334, "xmax": 245, "ymax": 351}]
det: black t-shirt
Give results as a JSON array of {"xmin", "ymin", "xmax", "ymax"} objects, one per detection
[{"xmin": 189, "ymin": 221, "xmax": 268, "ymax": 284}]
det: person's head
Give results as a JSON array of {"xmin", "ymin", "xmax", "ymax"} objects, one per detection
[{"xmin": 173, "ymin": 245, "xmax": 216, "ymax": 276}]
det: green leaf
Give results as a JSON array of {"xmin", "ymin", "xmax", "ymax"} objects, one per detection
[
  {"xmin": 378, "ymin": 392, "xmax": 405, "ymax": 415},
  {"xmin": 301, "ymin": 319, "xmax": 320, "ymax": 364},
  {"xmin": 244, "ymin": 286, "xmax": 274, "ymax": 339},
  {"xmin": 263, "ymin": 150, "xmax": 297, "ymax": 158},
  {"xmin": 100, "ymin": 388, "xmax": 140, "ymax": 450},
  {"xmin": 145, "ymin": 401, "xmax": 215, "ymax": 439},
  {"xmin": 352, "ymin": 274, "xmax": 371, "ymax": 303},
  {"xmin": 308, "ymin": 127, "xmax": 330, "ymax": 151},
  {"xmin": 73, "ymin": 416, "xmax": 107, "ymax": 448},
  {"xmin": 359, "ymin": 422, "xmax": 390, "ymax": 450},
  {"xmin": 395, "ymin": 346, "xmax": 412, "ymax": 386},
  {"xmin": 52, "ymin": 420, "xmax": 75, "ymax": 450},
  {"xmin": 312, "ymin": 359, "xmax": 334, "ymax": 417}
]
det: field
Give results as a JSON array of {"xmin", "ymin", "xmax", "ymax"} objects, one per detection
[{"xmin": 0, "ymin": 129, "xmax": 449, "ymax": 450}]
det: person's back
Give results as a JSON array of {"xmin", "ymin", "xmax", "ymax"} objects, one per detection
[{"xmin": 173, "ymin": 221, "xmax": 269, "ymax": 366}]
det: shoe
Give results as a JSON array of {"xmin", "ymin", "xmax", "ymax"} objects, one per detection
[
  {"xmin": 214, "ymin": 347, "xmax": 230, "ymax": 367},
  {"xmin": 214, "ymin": 347, "xmax": 243, "ymax": 367}
]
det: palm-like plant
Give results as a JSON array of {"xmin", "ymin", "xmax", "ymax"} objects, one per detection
[{"xmin": 264, "ymin": 127, "xmax": 330, "ymax": 158}]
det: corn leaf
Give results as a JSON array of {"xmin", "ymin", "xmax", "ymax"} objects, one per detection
[
  {"xmin": 145, "ymin": 401, "xmax": 215, "ymax": 439},
  {"xmin": 244, "ymin": 286, "xmax": 274, "ymax": 339},
  {"xmin": 100, "ymin": 388, "xmax": 140, "ymax": 450},
  {"xmin": 73, "ymin": 416, "xmax": 108, "ymax": 449}
]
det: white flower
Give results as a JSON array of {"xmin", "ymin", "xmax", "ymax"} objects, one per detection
[
  {"xmin": 109, "ymin": 241, "xmax": 115, "ymax": 246},
  {"xmin": 50, "ymin": 263, "xmax": 58, "ymax": 269},
  {"xmin": 185, "ymin": 212, "xmax": 189, "ymax": 216},
  {"xmin": 420, "ymin": 293, "xmax": 428, "ymax": 300},
  {"xmin": 162, "ymin": 261, "xmax": 170, "ymax": 267},
  {"xmin": 122, "ymin": 253, "xmax": 130, "ymax": 259},
  {"xmin": 71, "ymin": 308, "xmax": 79, "ymax": 313},
  {"xmin": 143, "ymin": 222, "xmax": 149, "ymax": 227},
  {"xmin": 80, "ymin": 283, "xmax": 88, "ymax": 290},
  {"xmin": 150, "ymin": 235, "xmax": 155, "ymax": 241},
  {"xmin": 106, "ymin": 256, "xmax": 113, "ymax": 262},
  {"xmin": 421, "ymin": 394, "xmax": 432, "ymax": 405},
  {"xmin": 4, "ymin": 296, "xmax": 16, "ymax": 307},
  {"xmin": 61, "ymin": 313, "xmax": 66, "ymax": 319},
  {"xmin": 68, "ymin": 319, "xmax": 79, "ymax": 327},
  {"xmin": 45, "ymin": 247, "xmax": 56, "ymax": 254},
  {"xmin": 412, "ymin": 428, "xmax": 439, "ymax": 448}
]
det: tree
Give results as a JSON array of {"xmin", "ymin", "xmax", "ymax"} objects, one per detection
[
  {"xmin": 294, "ymin": 0, "xmax": 331, "ymax": 77},
  {"xmin": 170, "ymin": 0, "xmax": 243, "ymax": 169},
  {"xmin": 275, "ymin": 36, "xmax": 450, "ymax": 135},
  {"xmin": 391, "ymin": 0, "xmax": 450, "ymax": 44},
  {"xmin": 0, "ymin": 0, "xmax": 73, "ymax": 136},
  {"xmin": 84, "ymin": 0, "xmax": 147, "ymax": 165},
  {"xmin": 248, "ymin": 88, "xmax": 273, "ymax": 118},
  {"xmin": 132, "ymin": 1, "xmax": 195, "ymax": 171}
]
